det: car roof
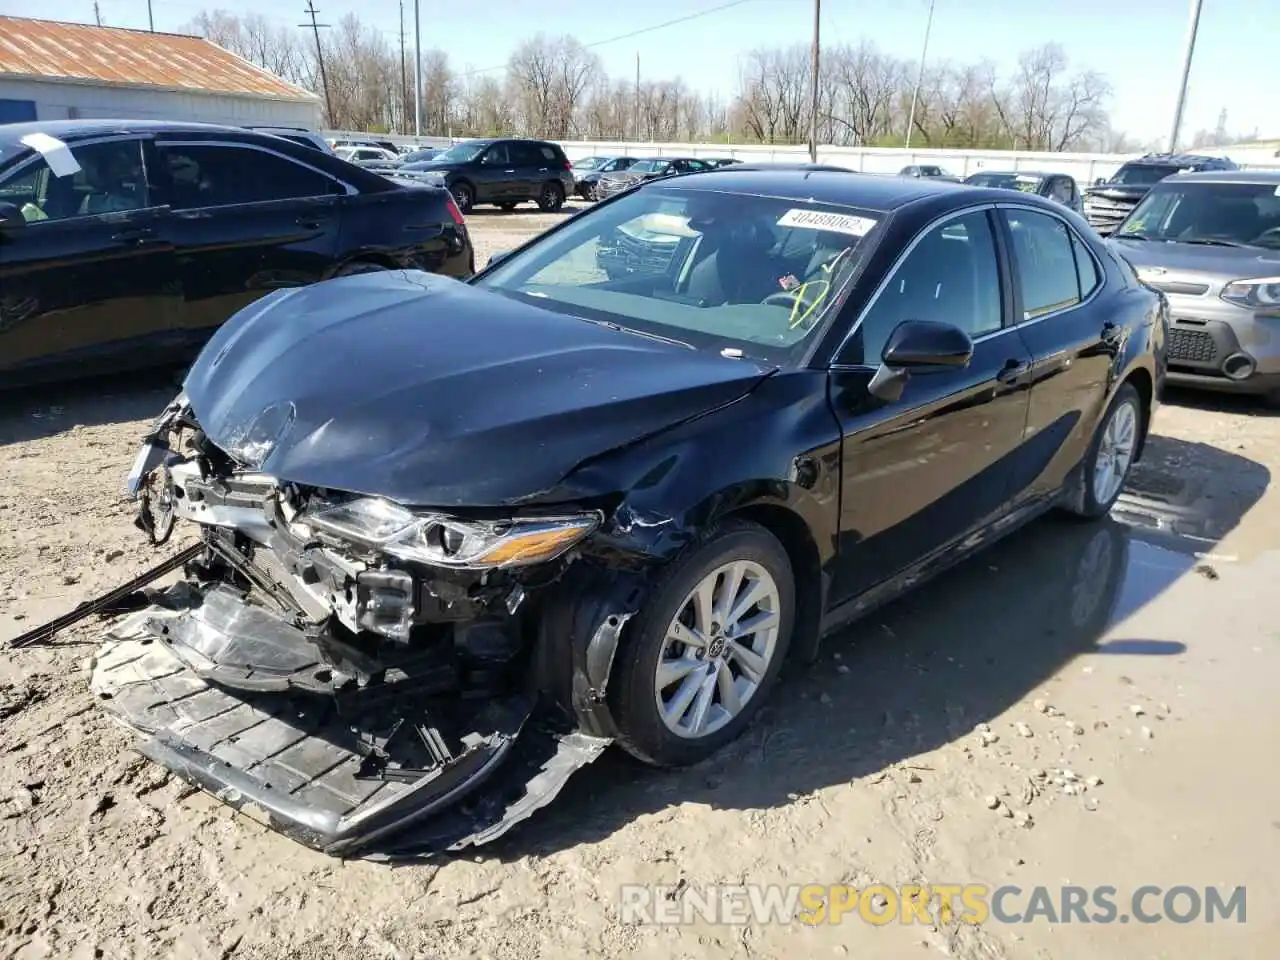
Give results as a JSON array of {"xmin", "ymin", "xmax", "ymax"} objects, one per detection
[
  {"xmin": 1160, "ymin": 169, "xmax": 1280, "ymax": 185},
  {"xmin": 967, "ymin": 170, "xmax": 1054, "ymax": 178},
  {"xmin": 665, "ymin": 168, "xmax": 984, "ymax": 213}
]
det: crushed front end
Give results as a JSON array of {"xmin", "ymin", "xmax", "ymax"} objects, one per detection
[{"xmin": 99, "ymin": 395, "xmax": 638, "ymax": 858}]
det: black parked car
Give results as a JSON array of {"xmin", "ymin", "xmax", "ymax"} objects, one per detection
[
  {"xmin": 962, "ymin": 170, "xmax": 1083, "ymax": 214},
  {"xmin": 594, "ymin": 156, "xmax": 712, "ymax": 200},
  {"xmin": 400, "ymin": 138, "xmax": 576, "ymax": 213},
  {"xmin": 0, "ymin": 120, "xmax": 473, "ymax": 387},
  {"xmin": 109, "ymin": 168, "xmax": 1164, "ymax": 857},
  {"xmin": 571, "ymin": 155, "xmax": 638, "ymax": 200},
  {"xmin": 245, "ymin": 126, "xmax": 335, "ymax": 155},
  {"xmin": 1083, "ymin": 152, "xmax": 1238, "ymax": 235}
]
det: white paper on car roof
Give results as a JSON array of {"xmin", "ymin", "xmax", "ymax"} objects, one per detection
[
  {"xmin": 19, "ymin": 133, "xmax": 82, "ymax": 178},
  {"xmin": 776, "ymin": 208, "xmax": 877, "ymax": 237}
]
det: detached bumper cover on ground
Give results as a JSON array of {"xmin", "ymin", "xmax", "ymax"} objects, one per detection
[{"xmin": 91, "ymin": 595, "xmax": 610, "ymax": 859}]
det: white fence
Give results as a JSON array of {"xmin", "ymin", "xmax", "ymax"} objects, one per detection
[{"xmin": 323, "ymin": 129, "xmax": 1280, "ymax": 183}]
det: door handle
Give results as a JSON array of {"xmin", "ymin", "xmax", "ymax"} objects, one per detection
[
  {"xmin": 295, "ymin": 216, "xmax": 328, "ymax": 230},
  {"xmin": 111, "ymin": 227, "xmax": 156, "ymax": 244},
  {"xmin": 996, "ymin": 359, "xmax": 1031, "ymax": 384},
  {"xmin": 504, "ymin": 169, "xmax": 515, "ymax": 174}
]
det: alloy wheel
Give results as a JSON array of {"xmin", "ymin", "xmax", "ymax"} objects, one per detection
[
  {"xmin": 654, "ymin": 560, "xmax": 781, "ymax": 739},
  {"xmin": 1092, "ymin": 399, "xmax": 1138, "ymax": 506}
]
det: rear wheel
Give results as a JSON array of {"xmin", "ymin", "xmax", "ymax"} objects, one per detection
[
  {"xmin": 609, "ymin": 518, "xmax": 794, "ymax": 767},
  {"xmin": 537, "ymin": 182, "xmax": 564, "ymax": 212},
  {"xmin": 1063, "ymin": 383, "xmax": 1142, "ymax": 519}
]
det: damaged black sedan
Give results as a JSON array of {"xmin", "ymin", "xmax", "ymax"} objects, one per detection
[{"xmin": 102, "ymin": 169, "xmax": 1166, "ymax": 857}]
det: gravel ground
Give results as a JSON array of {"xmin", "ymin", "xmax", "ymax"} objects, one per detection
[{"xmin": 1, "ymin": 206, "xmax": 1278, "ymax": 958}]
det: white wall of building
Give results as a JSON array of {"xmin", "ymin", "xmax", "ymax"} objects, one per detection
[{"xmin": 0, "ymin": 77, "xmax": 320, "ymax": 128}]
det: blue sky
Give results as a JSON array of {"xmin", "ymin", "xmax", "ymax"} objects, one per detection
[{"xmin": 19, "ymin": 0, "xmax": 1280, "ymax": 144}]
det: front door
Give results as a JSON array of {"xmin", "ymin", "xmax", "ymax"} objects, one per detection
[
  {"xmin": 997, "ymin": 205, "xmax": 1117, "ymax": 504},
  {"xmin": 474, "ymin": 143, "xmax": 515, "ymax": 203},
  {"xmin": 827, "ymin": 207, "xmax": 1034, "ymax": 604},
  {"xmin": 149, "ymin": 138, "xmax": 344, "ymax": 345},
  {"xmin": 0, "ymin": 136, "xmax": 183, "ymax": 383}
]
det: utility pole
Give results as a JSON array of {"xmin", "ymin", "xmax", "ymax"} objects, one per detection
[
  {"xmin": 808, "ymin": 0, "xmax": 821, "ymax": 162},
  {"xmin": 147, "ymin": 0, "xmax": 154, "ymax": 30},
  {"xmin": 634, "ymin": 53, "xmax": 641, "ymax": 142},
  {"xmin": 93, "ymin": 2, "xmax": 102, "ymax": 26},
  {"xmin": 413, "ymin": 0, "xmax": 422, "ymax": 137},
  {"xmin": 904, "ymin": 0, "xmax": 936, "ymax": 150},
  {"xmin": 398, "ymin": 0, "xmax": 408, "ymax": 133},
  {"xmin": 300, "ymin": 1, "xmax": 333, "ymax": 129},
  {"xmin": 1167, "ymin": 0, "xmax": 1204, "ymax": 154}
]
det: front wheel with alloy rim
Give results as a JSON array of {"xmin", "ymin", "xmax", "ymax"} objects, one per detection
[
  {"xmin": 537, "ymin": 182, "xmax": 564, "ymax": 212},
  {"xmin": 608, "ymin": 519, "xmax": 794, "ymax": 767},
  {"xmin": 1064, "ymin": 382, "xmax": 1142, "ymax": 519},
  {"xmin": 450, "ymin": 182, "xmax": 474, "ymax": 214}
]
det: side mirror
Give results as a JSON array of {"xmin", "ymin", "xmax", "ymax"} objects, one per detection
[
  {"xmin": 868, "ymin": 320, "xmax": 974, "ymax": 402},
  {"xmin": 0, "ymin": 201, "xmax": 27, "ymax": 232},
  {"xmin": 487, "ymin": 250, "xmax": 512, "ymax": 268}
]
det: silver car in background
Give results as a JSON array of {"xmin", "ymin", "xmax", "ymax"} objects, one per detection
[{"xmin": 1108, "ymin": 170, "xmax": 1280, "ymax": 404}]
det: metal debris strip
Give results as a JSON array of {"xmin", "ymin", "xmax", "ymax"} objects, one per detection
[{"xmin": 7, "ymin": 543, "xmax": 203, "ymax": 649}]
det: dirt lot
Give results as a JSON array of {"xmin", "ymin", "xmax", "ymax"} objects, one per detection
[{"xmin": 2, "ymin": 204, "xmax": 1278, "ymax": 959}]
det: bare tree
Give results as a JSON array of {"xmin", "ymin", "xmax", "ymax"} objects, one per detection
[{"xmin": 992, "ymin": 44, "xmax": 1110, "ymax": 151}]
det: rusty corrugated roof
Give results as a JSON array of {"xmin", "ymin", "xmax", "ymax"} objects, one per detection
[{"xmin": 0, "ymin": 16, "xmax": 317, "ymax": 102}]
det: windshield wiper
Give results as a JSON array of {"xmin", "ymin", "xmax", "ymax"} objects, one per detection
[
  {"xmin": 1177, "ymin": 238, "xmax": 1250, "ymax": 248},
  {"xmin": 1114, "ymin": 233, "xmax": 1150, "ymax": 241},
  {"xmin": 575, "ymin": 314, "xmax": 695, "ymax": 350}
]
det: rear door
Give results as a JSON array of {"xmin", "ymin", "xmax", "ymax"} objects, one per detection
[
  {"xmin": 150, "ymin": 137, "xmax": 346, "ymax": 344},
  {"xmin": 508, "ymin": 141, "xmax": 545, "ymax": 200},
  {"xmin": 996, "ymin": 204, "xmax": 1114, "ymax": 505},
  {"xmin": 0, "ymin": 135, "xmax": 183, "ymax": 382}
]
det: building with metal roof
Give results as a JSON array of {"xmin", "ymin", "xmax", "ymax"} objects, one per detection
[{"xmin": 0, "ymin": 16, "xmax": 320, "ymax": 128}]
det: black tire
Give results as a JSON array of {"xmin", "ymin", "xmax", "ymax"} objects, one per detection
[
  {"xmin": 583, "ymin": 183, "xmax": 597, "ymax": 202},
  {"xmin": 498, "ymin": 202, "xmax": 518, "ymax": 211},
  {"xmin": 537, "ymin": 181, "xmax": 564, "ymax": 212},
  {"xmin": 1062, "ymin": 383, "xmax": 1143, "ymax": 520},
  {"xmin": 450, "ymin": 181, "xmax": 474, "ymax": 214},
  {"xmin": 608, "ymin": 518, "xmax": 794, "ymax": 767}
]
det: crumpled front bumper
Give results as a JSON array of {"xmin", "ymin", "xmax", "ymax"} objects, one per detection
[{"xmin": 91, "ymin": 586, "xmax": 611, "ymax": 859}]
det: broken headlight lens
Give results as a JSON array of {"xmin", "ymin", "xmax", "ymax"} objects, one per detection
[{"xmin": 305, "ymin": 497, "xmax": 600, "ymax": 569}]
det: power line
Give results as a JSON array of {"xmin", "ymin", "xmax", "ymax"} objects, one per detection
[
  {"xmin": 460, "ymin": 0, "xmax": 758, "ymax": 78},
  {"xmin": 300, "ymin": 1, "xmax": 334, "ymax": 127}
]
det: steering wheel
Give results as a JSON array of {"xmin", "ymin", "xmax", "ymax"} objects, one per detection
[
  {"xmin": 762, "ymin": 291, "xmax": 805, "ymax": 309},
  {"xmin": 1250, "ymin": 226, "xmax": 1280, "ymax": 246},
  {"xmin": 762, "ymin": 281, "xmax": 831, "ymax": 330}
]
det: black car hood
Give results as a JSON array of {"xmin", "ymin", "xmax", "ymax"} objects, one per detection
[{"xmin": 182, "ymin": 272, "xmax": 772, "ymax": 507}]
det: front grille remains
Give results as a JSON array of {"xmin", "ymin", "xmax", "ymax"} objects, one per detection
[{"xmin": 1167, "ymin": 327, "xmax": 1217, "ymax": 364}]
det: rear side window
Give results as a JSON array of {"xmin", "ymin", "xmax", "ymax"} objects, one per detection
[
  {"xmin": 1004, "ymin": 209, "xmax": 1082, "ymax": 319},
  {"xmin": 157, "ymin": 143, "xmax": 342, "ymax": 209},
  {"xmin": 1071, "ymin": 234, "xmax": 1100, "ymax": 298}
]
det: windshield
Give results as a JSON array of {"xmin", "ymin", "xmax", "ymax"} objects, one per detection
[
  {"xmin": 471, "ymin": 187, "xmax": 883, "ymax": 363},
  {"xmin": 965, "ymin": 172, "xmax": 1043, "ymax": 192},
  {"xmin": 402, "ymin": 149, "xmax": 437, "ymax": 163},
  {"xmin": 573, "ymin": 157, "xmax": 604, "ymax": 171},
  {"xmin": 1116, "ymin": 182, "xmax": 1280, "ymax": 248},
  {"xmin": 1107, "ymin": 164, "xmax": 1185, "ymax": 187},
  {"xmin": 629, "ymin": 159, "xmax": 668, "ymax": 174},
  {"xmin": 433, "ymin": 142, "xmax": 486, "ymax": 163}
]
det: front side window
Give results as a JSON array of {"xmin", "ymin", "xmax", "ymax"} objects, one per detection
[
  {"xmin": 157, "ymin": 143, "xmax": 341, "ymax": 209},
  {"xmin": 852, "ymin": 209, "xmax": 1003, "ymax": 364},
  {"xmin": 1115, "ymin": 182, "xmax": 1280, "ymax": 249},
  {"xmin": 434, "ymin": 142, "xmax": 486, "ymax": 163},
  {"xmin": 2, "ymin": 138, "xmax": 148, "ymax": 222},
  {"xmin": 1005, "ymin": 209, "xmax": 1083, "ymax": 319},
  {"xmin": 473, "ymin": 187, "xmax": 883, "ymax": 363},
  {"xmin": 481, "ymin": 144, "xmax": 510, "ymax": 166}
]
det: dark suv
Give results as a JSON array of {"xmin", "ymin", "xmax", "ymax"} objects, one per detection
[
  {"xmin": 401, "ymin": 138, "xmax": 575, "ymax": 213},
  {"xmin": 1083, "ymin": 152, "xmax": 1238, "ymax": 235}
]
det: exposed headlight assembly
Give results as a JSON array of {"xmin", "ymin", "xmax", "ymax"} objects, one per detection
[
  {"xmin": 1221, "ymin": 276, "xmax": 1280, "ymax": 314},
  {"xmin": 305, "ymin": 497, "xmax": 600, "ymax": 569}
]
